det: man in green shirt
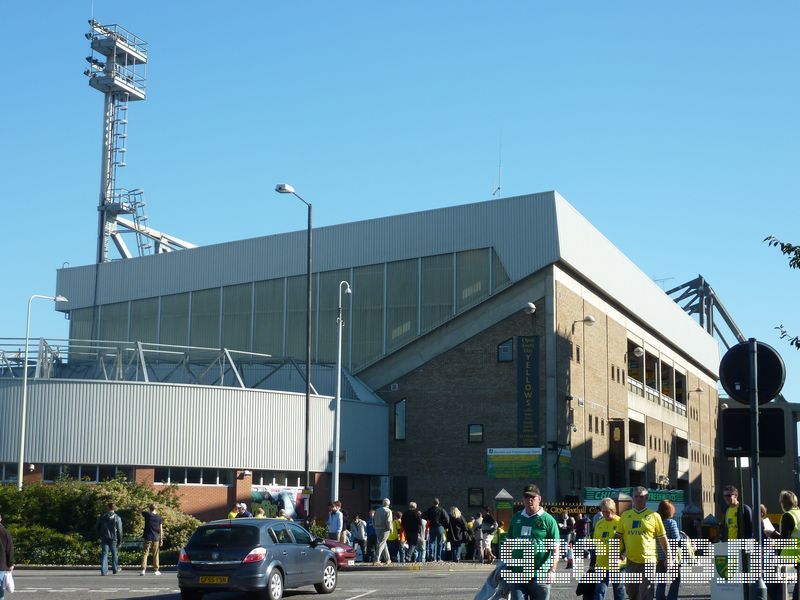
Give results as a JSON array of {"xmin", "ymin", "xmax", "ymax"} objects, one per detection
[{"xmin": 505, "ymin": 484, "xmax": 561, "ymax": 600}]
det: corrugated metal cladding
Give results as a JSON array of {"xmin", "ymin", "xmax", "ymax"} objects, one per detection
[
  {"xmin": 56, "ymin": 192, "xmax": 562, "ymax": 309},
  {"xmin": 0, "ymin": 380, "xmax": 388, "ymax": 474}
]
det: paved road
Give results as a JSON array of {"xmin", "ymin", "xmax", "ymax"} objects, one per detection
[{"xmin": 10, "ymin": 567, "xmax": 713, "ymax": 600}]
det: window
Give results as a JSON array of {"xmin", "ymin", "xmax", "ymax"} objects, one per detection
[
  {"xmin": 588, "ymin": 416, "xmax": 593, "ymax": 432},
  {"xmin": 468, "ymin": 424, "xmax": 484, "ymax": 443},
  {"xmin": 595, "ymin": 416, "xmax": 599, "ymax": 433},
  {"xmin": 468, "ymin": 487, "xmax": 484, "ymax": 507},
  {"xmin": 288, "ymin": 522, "xmax": 311, "ymax": 544},
  {"xmin": 497, "ymin": 338, "xmax": 513, "ymax": 362},
  {"xmin": 394, "ymin": 399, "xmax": 406, "ymax": 440},
  {"xmin": 610, "ymin": 365, "xmax": 615, "ymax": 380},
  {"xmin": 0, "ymin": 463, "xmax": 17, "ymax": 482},
  {"xmin": 601, "ymin": 420, "xmax": 605, "ymax": 436},
  {"xmin": 392, "ymin": 476, "xmax": 408, "ymax": 505},
  {"xmin": 576, "ymin": 346, "xmax": 581, "ymax": 364}
]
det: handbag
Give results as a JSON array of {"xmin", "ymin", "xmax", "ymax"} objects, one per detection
[{"xmin": 3, "ymin": 571, "xmax": 15, "ymax": 593}]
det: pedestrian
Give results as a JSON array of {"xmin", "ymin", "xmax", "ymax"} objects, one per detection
[
  {"xmin": 722, "ymin": 484, "xmax": 754, "ymax": 540},
  {"xmin": 591, "ymin": 498, "xmax": 624, "ymax": 600},
  {"xmin": 350, "ymin": 514, "xmax": 368, "ymax": 562},
  {"xmin": 761, "ymin": 504, "xmax": 776, "ymax": 538},
  {"xmin": 616, "ymin": 486, "xmax": 670, "ymax": 600},
  {"xmin": 388, "ymin": 510, "xmax": 403, "ymax": 562},
  {"xmin": 465, "ymin": 516, "xmax": 476, "ymax": 561},
  {"xmin": 227, "ymin": 503, "xmax": 238, "ymax": 519},
  {"xmin": 96, "ymin": 502, "xmax": 124, "ymax": 576},
  {"xmin": 772, "ymin": 490, "xmax": 800, "ymax": 600},
  {"xmin": 140, "ymin": 503, "xmax": 163, "ymax": 576},
  {"xmin": 448, "ymin": 506, "xmax": 467, "ymax": 562},
  {"xmin": 481, "ymin": 507, "xmax": 498, "ymax": 563},
  {"xmin": 473, "ymin": 513, "xmax": 485, "ymax": 561},
  {"xmin": 365, "ymin": 509, "xmax": 377, "ymax": 563},
  {"xmin": 425, "ymin": 498, "xmax": 450, "ymax": 562},
  {"xmin": 372, "ymin": 499, "xmax": 393, "ymax": 565},
  {"xmin": 506, "ymin": 484, "xmax": 560, "ymax": 600},
  {"xmin": 0, "ymin": 514, "xmax": 14, "ymax": 599},
  {"xmin": 655, "ymin": 500, "xmax": 681, "ymax": 600},
  {"xmin": 327, "ymin": 501, "xmax": 343, "ymax": 540},
  {"xmin": 255, "ymin": 507, "xmax": 267, "ymax": 518},
  {"xmin": 236, "ymin": 502, "xmax": 253, "ymax": 518}
]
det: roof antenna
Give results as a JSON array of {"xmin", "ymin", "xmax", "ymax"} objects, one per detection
[{"xmin": 492, "ymin": 132, "xmax": 502, "ymax": 197}]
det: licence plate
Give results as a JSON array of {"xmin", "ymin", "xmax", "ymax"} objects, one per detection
[
  {"xmin": 199, "ymin": 576, "xmax": 229, "ymax": 584},
  {"xmin": 347, "ymin": 559, "xmax": 355, "ymax": 566}
]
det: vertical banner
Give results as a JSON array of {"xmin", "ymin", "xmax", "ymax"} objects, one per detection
[{"xmin": 517, "ymin": 336, "xmax": 539, "ymax": 447}]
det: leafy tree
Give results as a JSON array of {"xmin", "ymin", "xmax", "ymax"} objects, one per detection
[{"xmin": 765, "ymin": 235, "xmax": 800, "ymax": 349}]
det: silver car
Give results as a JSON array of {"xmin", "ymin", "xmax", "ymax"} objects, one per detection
[{"xmin": 177, "ymin": 518, "xmax": 337, "ymax": 600}]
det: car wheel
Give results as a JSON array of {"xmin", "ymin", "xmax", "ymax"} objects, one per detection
[
  {"xmin": 266, "ymin": 569, "xmax": 284, "ymax": 600},
  {"xmin": 179, "ymin": 588, "xmax": 203, "ymax": 600},
  {"xmin": 314, "ymin": 561, "xmax": 337, "ymax": 594}
]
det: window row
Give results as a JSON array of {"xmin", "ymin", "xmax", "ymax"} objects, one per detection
[
  {"xmin": 154, "ymin": 467, "xmax": 234, "ymax": 486},
  {"xmin": 587, "ymin": 415, "xmax": 605, "ymax": 436},
  {"xmin": 42, "ymin": 464, "xmax": 134, "ymax": 482},
  {"xmin": 70, "ymin": 249, "xmax": 511, "ymax": 371}
]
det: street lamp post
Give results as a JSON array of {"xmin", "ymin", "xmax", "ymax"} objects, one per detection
[
  {"xmin": 274, "ymin": 184, "xmax": 313, "ymax": 507},
  {"xmin": 18, "ymin": 293, "xmax": 68, "ymax": 490},
  {"xmin": 332, "ymin": 281, "xmax": 351, "ymax": 502}
]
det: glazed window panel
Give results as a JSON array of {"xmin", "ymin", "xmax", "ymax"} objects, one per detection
[
  {"xmin": 351, "ymin": 264, "xmax": 385, "ymax": 369},
  {"xmin": 317, "ymin": 270, "xmax": 351, "ymax": 363},
  {"xmin": 99, "ymin": 301, "xmax": 128, "ymax": 342},
  {"xmin": 421, "ymin": 254, "xmax": 453, "ymax": 332},
  {"xmin": 253, "ymin": 279, "xmax": 284, "ymax": 356},
  {"xmin": 69, "ymin": 306, "xmax": 97, "ymax": 341},
  {"xmin": 222, "ymin": 283, "xmax": 253, "ymax": 352},
  {"xmin": 456, "ymin": 248, "xmax": 490, "ymax": 312},
  {"xmin": 159, "ymin": 293, "xmax": 189, "ymax": 346},
  {"xmin": 190, "ymin": 288, "xmax": 221, "ymax": 349},
  {"xmin": 130, "ymin": 297, "xmax": 158, "ymax": 344},
  {"xmin": 468, "ymin": 487, "xmax": 484, "ymax": 507},
  {"xmin": 387, "ymin": 259, "xmax": 418, "ymax": 351},
  {"xmin": 491, "ymin": 249, "xmax": 511, "ymax": 292}
]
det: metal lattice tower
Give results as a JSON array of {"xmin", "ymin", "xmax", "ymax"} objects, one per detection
[
  {"xmin": 84, "ymin": 20, "xmax": 196, "ymax": 262},
  {"xmin": 84, "ymin": 19, "xmax": 148, "ymax": 263}
]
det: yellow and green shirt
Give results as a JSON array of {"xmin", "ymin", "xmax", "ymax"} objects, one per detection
[
  {"xmin": 593, "ymin": 516, "xmax": 625, "ymax": 570},
  {"xmin": 725, "ymin": 505, "xmax": 739, "ymax": 540},
  {"xmin": 618, "ymin": 507, "xmax": 666, "ymax": 563}
]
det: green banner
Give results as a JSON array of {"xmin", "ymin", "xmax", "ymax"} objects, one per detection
[
  {"xmin": 557, "ymin": 449, "xmax": 571, "ymax": 482},
  {"xmin": 487, "ymin": 447, "xmax": 542, "ymax": 479},
  {"xmin": 583, "ymin": 487, "xmax": 685, "ymax": 503}
]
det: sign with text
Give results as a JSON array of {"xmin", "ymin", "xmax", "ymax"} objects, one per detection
[
  {"xmin": 487, "ymin": 447, "xmax": 542, "ymax": 479},
  {"xmin": 517, "ymin": 336, "xmax": 539, "ymax": 446}
]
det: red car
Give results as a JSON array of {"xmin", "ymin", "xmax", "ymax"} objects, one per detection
[{"xmin": 321, "ymin": 539, "xmax": 357, "ymax": 568}]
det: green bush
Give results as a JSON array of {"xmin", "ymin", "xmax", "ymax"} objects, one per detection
[{"xmin": 0, "ymin": 478, "xmax": 201, "ymax": 565}]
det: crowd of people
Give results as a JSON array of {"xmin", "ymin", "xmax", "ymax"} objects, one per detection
[{"xmin": 322, "ymin": 497, "xmax": 506, "ymax": 565}]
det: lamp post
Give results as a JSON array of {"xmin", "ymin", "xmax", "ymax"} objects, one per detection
[
  {"xmin": 18, "ymin": 293, "xmax": 68, "ymax": 490},
  {"xmin": 274, "ymin": 184, "xmax": 313, "ymax": 505},
  {"xmin": 332, "ymin": 281, "xmax": 351, "ymax": 502}
]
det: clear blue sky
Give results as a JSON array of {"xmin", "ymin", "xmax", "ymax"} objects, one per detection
[{"xmin": 2, "ymin": 2, "xmax": 798, "ymax": 406}]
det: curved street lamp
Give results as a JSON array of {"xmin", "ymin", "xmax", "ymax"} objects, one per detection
[
  {"xmin": 18, "ymin": 293, "xmax": 68, "ymax": 490},
  {"xmin": 274, "ymin": 184, "xmax": 313, "ymax": 511}
]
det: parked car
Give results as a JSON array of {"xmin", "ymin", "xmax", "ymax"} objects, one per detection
[
  {"xmin": 321, "ymin": 539, "xmax": 357, "ymax": 568},
  {"xmin": 177, "ymin": 518, "xmax": 337, "ymax": 600}
]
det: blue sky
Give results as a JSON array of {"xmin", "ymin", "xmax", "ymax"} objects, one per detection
[{"xmin": 1, "ymin": 2, "xmax": 798, "ymax": 406}]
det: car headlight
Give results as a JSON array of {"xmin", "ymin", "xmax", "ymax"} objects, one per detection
[{"xmin": 332, "ymin": 547, "xmax": 346, "ymax": 553}]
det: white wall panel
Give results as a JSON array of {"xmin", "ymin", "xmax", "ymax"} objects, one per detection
[{"xmin": 0, "ymin": 380, "xmax": 387, "ymax": 474}]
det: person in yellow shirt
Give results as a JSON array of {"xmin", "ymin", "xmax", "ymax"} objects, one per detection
[
  {"xmin": 592, "ymin": 497, "xmax": 625, "ymax": 600},
  {"xmin": 722, "ymin": 484, "xmax": 754, "ymax": 540},
  {"xmin": 615, "ymin": 487, "xmax": 670, "ymax": 600}
]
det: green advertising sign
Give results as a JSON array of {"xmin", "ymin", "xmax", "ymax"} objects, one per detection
[
  {"xmin": 583, "ymin": 487, "xmax": 685, "ymax": 503},
  {"xmin": 487, "ymin": 448, "xmax": 542, "ymax": 479}
]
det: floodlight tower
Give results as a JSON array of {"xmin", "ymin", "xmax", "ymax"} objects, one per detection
[{"xmin": 84, "ymin": 19, "xmax": 148, "ymax": 263}]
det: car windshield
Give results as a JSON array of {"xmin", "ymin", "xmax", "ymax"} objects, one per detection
[{"xmin": 189, "ymin": 525, "xmax": 260, "ymax": 548}]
